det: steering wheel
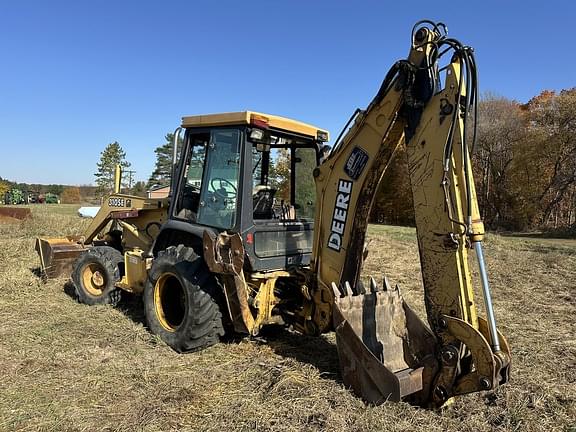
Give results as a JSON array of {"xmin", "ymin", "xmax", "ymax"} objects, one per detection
[{"xmin": 210, "ymin": 177, "xmax": 237, "ymax": 199}]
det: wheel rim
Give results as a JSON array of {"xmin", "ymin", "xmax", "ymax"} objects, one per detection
[
  {"xmin": 154, "ymin": 273, "xmax": 186, "ymax": 332},
  {"xmin": 81, "ymin": 262, "xmax": 107, "ymax": 296}
]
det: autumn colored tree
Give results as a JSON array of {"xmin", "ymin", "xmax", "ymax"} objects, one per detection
[
  {"xmin": 369, "ymin": 147, "xmax": 414, "ymax": 225},
  {"xmin": 368, "ymin": 88, "xmax": 576, "ymax": 234},
  {"xmin": 78, "ymin": 185, "xmax": 99, "ymax": 204},
  {"xmin": 269, "ymin": 148, "xmax": 291, "ymax": 201},
  {"xmin": 61, "ymin": 186, "xmax": 81, "ymax": 204},
  {"xmin": 0, "ymin": 180, "xmax": 10, "ymax": 203},
  {"xmin": 471, "ymin": 94, "xmax": 528, "ymax": 229},
  {"xmin": 524, "ymin": 89, "xmax": 576, "ymax": 228}
]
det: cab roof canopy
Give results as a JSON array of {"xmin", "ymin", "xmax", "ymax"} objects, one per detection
[{"xmin": 181, "ymin": 111, "xmax": 329, "ymax": 141}]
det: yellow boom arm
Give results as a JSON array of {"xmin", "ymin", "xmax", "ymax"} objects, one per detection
[{"xmin": 309, "ymin": 21, "xmax": 510, "ymax": 407}]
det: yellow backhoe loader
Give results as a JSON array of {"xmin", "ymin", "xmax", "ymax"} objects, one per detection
[{"xmin": 36, "ymin": 21, "xmax": 510, "ymax": 408}]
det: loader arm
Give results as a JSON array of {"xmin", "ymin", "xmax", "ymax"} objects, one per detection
[
  {"xmin": 309, "ymin": 21, "xmax": 510, "ymax": 407},
  {"xmin": 36, "ymin": 193, "xmax": 168, "ymax": 278}
]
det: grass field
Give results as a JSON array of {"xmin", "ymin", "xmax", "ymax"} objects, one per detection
[{"xmin": 0, "ymin": 204, "xmax": 575, "ymax": 431}]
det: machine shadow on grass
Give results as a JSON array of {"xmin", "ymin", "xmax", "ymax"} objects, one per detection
[
  {"xmin": 37, "ymin": 268, "xmax": 341, "ymax": 381},
  {"xmin": 59, "ymin": 278, "xmax": 147, "ymax": 325},
  {"xmin": 115, "ymin": 292, "xmax": 146, "ymax": 324},
  {"xmin": 30, "ymin": 266, "xmax": 44, "ymax": 279},
  {"xmin": 256, "ymin": 325, "xmax": 342, "ymax": 382}
]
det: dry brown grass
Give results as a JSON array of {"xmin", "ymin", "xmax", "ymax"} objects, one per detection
[{"xmin": 0, "ymin": 205, "xmax": 575, "ymax": 431}]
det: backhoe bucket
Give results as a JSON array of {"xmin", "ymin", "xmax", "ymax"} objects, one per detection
[
  {"xmin": 332, "ymin": 280, "xmax": 438, "ymax": 404},
  {"xmin": 35, "ymin": 237, "xmax": 86, "ymax": 279}
]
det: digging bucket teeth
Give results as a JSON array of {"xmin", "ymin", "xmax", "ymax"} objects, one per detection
[
  {"xmin": 331, "ymin": 279, "xmax": 438, "ymax": 405},
  {"xmin": 35, "ymin": 237, "xmax": 87, "ymax": 279}
]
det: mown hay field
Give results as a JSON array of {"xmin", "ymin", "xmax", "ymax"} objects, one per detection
[{"xmin": 0, "ymin": 204, "xmax": 575, "ymax": 431}]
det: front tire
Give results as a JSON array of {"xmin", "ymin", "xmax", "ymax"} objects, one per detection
[
  {"xmin": 71, "ymin": 246, "xmax": 124, "ymax": 306},
  {"xmin": 144, "ymin": 245, "xmax": 226, "ymax": 352}
]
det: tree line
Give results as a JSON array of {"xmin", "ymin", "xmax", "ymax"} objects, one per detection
[
  {"xmin": 1, "ymin": 136, "xmax": 176, "ymax": 204},
  {"xmin": 5, "ymin": 88, "xmax": 574, "ymax": 235},
  {"xmin": 91, "ymin": 135, "xmax": 178, "ymax": 199},
  {"xmin": 370, "ymin": 88, "xmax": 576, "ymax": 234},
  {"xmin": 79, "ymin": 87, "xmax": 576, "ymax": 235}
]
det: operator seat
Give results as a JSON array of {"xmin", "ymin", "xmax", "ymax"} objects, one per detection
[
  {"xmin": 253, "ymin": 185, "xmax": 276, "ymax": 219},
  {"xmin": 177, "ymin": 185, "xmax": 200, "ymax": 221}
]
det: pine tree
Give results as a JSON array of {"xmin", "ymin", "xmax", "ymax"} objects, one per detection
[
  {"xmin": 94, "ymin": 141, "xmax": 131, "ymax": 196},
  {"xmin": 147, "ymin": 133, "xmax": 183, "ymax": 189},
  {"xmin": 131, "ymin": 181, "xmax": 147, "ymax": 197}
]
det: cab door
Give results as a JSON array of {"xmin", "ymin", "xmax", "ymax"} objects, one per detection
[
  {"xmin": 196, "ymin": 129, "xmax": 242, "ymax": 230},
  {"xmin": 174, "ymin": 128, "xmax": 242, "ymax": 231}
]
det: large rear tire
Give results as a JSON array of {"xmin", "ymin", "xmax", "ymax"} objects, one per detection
[
  {"xmin": 71, "ymin": 246, "xmax": 124, "ymax": 306},
  {"xmin": 144, "ymin": 245, "xmax": 226, "ymax": 352}
]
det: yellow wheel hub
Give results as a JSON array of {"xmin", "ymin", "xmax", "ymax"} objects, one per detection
[
  {"xmin": 154, "ymin": 273, "xmax": 186, "ymax": 332},
  {"xmin": 81, "ymin": 263, "xmax": 107, "ymax": 296}
]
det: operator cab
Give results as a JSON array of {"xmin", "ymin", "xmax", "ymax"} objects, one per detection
[{"xmin": 169, "ymin": 111, "xmax": 329, "ymax": 271}]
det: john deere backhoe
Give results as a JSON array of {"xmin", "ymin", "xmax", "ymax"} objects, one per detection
[{"xmin": 36, "ymin": 21, "xmax": 510, "ymax": 407}]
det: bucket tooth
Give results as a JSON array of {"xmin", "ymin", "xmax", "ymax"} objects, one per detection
[
  {"xmin": 382, "ymin": 275, "xmax": 392, "ymax": 291},
  {"xmin": 369, "ymin": 277, "xmax": 378, "ymax": 293},
  {"xmin": 331, "ymin": 282, "xmax": 343, "ymax": 298},
  {"xmin": 344, "ymin": 281, "xmax": 354, "ymax": 296}
]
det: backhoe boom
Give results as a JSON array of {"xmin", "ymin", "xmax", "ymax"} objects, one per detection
[{"xmin": 310, "ymin": 21, "xmax": 510, "ymax": 407}]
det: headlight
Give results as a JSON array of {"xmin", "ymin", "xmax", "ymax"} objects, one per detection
[{"xmin": 250, "ymin": 128, "xmax": 265, "ymax": 141}]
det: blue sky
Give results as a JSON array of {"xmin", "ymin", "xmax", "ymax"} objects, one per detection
[{"xmin": 0, "ymin": 1, "xmax": 573, "ymax": 185}]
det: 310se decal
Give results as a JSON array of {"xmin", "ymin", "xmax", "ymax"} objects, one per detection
[
  {"xmin": 108, "ymin": 197, "xmax": 132, "ymax": 208},
  {"xmin": 327, "ymin": 179, "xmax": 352, "ymax": 251}
]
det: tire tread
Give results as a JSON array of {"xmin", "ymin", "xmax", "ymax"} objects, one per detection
[{"xmin": 144, "ymin": 245, "xmax": 226, "ymax": 353}]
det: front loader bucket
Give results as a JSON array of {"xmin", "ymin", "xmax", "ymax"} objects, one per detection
[
  {"xmin": 35, "ymin": 237, "xmax": 87, "ymax": 279},
  {"xmin": 332, "ymin": 280, "xmax": 438, "ymax": 405},
  {"xmin": 0, "ymin": 207, "xmax": 31, "ymax": 221}
]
